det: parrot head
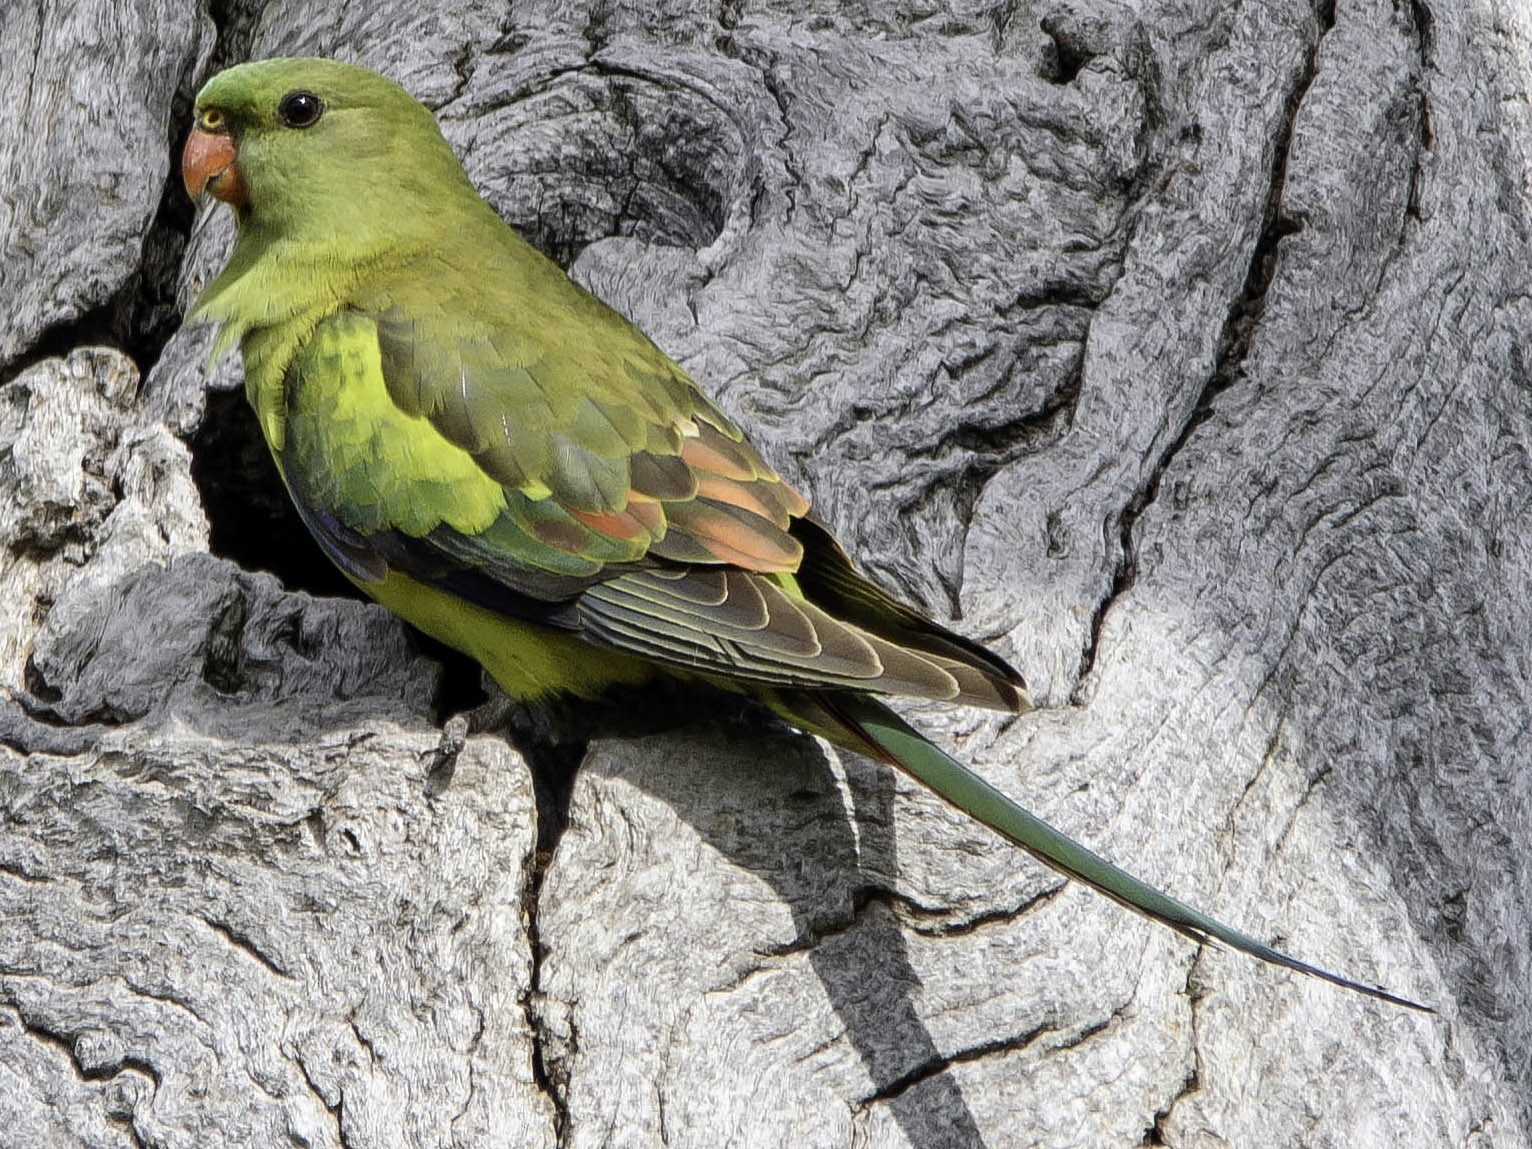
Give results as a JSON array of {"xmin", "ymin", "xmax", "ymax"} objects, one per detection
[{"xmin": 182, "ymin": 57, "xmax": 479, "ymax": 243}]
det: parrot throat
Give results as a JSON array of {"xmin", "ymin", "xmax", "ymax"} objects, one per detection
[{"xmin": 192, "ymin": 230, "xmax": 408, "ymax": 451}]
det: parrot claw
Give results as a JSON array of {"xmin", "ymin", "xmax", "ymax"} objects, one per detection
[{"xmin": 423, "ymin": 713, "xmax": 470, "ymax": 797}]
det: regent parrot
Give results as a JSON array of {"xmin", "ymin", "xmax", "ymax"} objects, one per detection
[{"xmin": 182, "ymin": 57, "xmax": 1424, "ymax": 1011}]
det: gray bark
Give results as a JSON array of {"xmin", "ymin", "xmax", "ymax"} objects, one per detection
[{"xmin": 1, "ymin": 1, "xmax": 1527, "ymax": 1146}]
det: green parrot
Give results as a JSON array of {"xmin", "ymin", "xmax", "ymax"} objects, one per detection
[{"xmin": 182, "ymin": 57, "xmax": 1424, "ymax": 1011}]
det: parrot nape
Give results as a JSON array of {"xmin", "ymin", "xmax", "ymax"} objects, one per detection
[{"xmin": 181, "ymin": 56, "xmax": 1426, "ymax": 1012}]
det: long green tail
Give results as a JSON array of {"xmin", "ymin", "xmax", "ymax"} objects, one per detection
[{"xmin": 801, "ymin": 691, "xmax": 1429, "ymax": 1012}]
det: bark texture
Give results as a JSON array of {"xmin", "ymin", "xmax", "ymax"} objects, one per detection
[{"xmin": 2, "ymin": 1, "xmax": 1529, "ymax": 1146}]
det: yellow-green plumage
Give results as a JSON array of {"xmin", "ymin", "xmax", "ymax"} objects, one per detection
[
  {"xmin": 286, "ymin": 312, "xmax": 507, "ymax": 538},
  {"xmin": 368, "ymin": 570, "xmax": 654, "ymax": 701},
  {"xmin": 184, "ymin": 57, "xmax": 1424, "ymax": 1010}
]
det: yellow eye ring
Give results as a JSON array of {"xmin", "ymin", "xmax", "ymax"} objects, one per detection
[{"xmin": 198, "ymin": 108, "xmax": 226, "ymax": 132}]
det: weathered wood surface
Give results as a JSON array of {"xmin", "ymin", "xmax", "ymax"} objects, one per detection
[{"xmin": 2, "ymin": 0, "xmax": 1528, "ymax": 1145}]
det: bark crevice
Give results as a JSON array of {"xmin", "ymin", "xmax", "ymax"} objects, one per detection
[{"xmin": 1074, "ymin": 4, "xmax": 1333, "ymax": 699}]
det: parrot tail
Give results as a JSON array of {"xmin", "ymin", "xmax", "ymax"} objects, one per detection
[{"xmin": 783, "ymin": 689, "xmax": 1430, "ymax": 1012}]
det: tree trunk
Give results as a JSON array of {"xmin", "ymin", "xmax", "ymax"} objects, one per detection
[{"xmin": 1, "ymin": 1, "xmax": 1526, "ymax": 1145}]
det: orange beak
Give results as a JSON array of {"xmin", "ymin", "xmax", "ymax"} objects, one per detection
[{"xmin": 182, "ymin": 125, "xmax": 249, "ymax": 207}]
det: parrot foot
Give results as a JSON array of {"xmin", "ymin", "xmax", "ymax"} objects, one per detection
[{"xmin": 422, "ymin": 713, "xmax": 470, "ymax": 797}]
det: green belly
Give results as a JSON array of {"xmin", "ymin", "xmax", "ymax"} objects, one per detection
[{"xmin": 358, "ymin": 569, "xmax": 654, "ymax": 701}]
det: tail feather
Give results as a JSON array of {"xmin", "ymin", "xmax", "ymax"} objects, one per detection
[{"xmin": 801, "ymin": 691, "xmax": 1430, "ymax": 1013}]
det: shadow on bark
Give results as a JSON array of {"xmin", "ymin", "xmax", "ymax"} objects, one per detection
[{"xmin": 620, "ymin": 709, "xmax": 991, "ymax": 1148}]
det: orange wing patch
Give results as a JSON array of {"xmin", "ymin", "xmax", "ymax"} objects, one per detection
[
  {"xmin": 659, "ymin": 499, "xmax": 803, "ymax": 570},
  {"xmin": 568, "ymin": 497, "xmax": 666, "ymax": 543},
  {"xmin": 495, "ymin": 409, "xmax": 812, "ymax": 575},
  {"xmin": 643, "ymin": 419, "xmax": 810, "ymax": 572}
]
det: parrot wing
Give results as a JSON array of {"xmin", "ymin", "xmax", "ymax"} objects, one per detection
[{"xmin": 277, "ymin": 304, "xmax": 1024, "ymax": 709}]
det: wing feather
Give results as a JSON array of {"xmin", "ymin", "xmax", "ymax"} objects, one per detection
[
  {"xmin": 576, "ymin": 569, "xmax": 981, "ymax": 700},
  {"xmin": 283, "ymin": 277, "xmax": 1023, "ymax": 710}
]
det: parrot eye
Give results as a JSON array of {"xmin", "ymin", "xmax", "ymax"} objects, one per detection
[
  {"xmin": 278, "ymin": 91, "xmax": 324, "ymax": 129},
  {"xmin": 197, "ymin": 108, "xmax": 227, "ymax": 133}
]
